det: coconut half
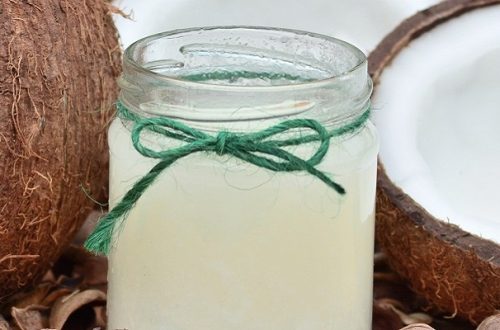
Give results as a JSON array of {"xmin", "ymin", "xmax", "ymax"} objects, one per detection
[{"xmin": 370, "ymin": 0, "xmax": 500, "ymax": 324}]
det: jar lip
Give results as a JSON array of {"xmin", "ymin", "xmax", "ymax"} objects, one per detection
[{"xmin": 124, "ymin": 25, "xmax": 367, "ymax": 91}]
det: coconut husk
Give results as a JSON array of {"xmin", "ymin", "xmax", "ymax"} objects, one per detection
[
  {"xmin": 369, "ymin": 0, "xmax": 500, "ymax": 324},
  {"xmin": 0, "ymin": 0, "xmax": 120, "ymax": 301}
]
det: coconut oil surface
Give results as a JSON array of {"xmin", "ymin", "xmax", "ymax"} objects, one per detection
[{"xmin": 107, "ymin": 116, "xmax": 378, "ymax": 330}]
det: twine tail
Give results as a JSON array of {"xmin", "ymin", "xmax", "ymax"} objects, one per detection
[
  {"xmin": 279, "ymin": 150, "xmax": 347, "ymax": 195},
  {"xmin": 84, "ymin": 158, "xmax": 172, "ymax": 255},
  {"xmin": 306, "ymin": 165, "xmax": 346, "ymax": 195}
]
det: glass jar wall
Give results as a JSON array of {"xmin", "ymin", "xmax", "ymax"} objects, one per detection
[{"xmin": 106, "ymin": 27, "xmax": 378, "ymax": 330}]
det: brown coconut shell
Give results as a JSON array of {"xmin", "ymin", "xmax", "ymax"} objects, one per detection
[
  {"xmin": 0, "ymin": 0, "xmax": 120, "ymax": 301},
  {"xmin": 369, "ymin": 0, "xmax": 500, "ymax": 324}
]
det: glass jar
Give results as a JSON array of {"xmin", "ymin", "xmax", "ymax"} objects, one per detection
[{"xmin": 106, "ymin": 27, "xmax": 377, "ymax": 329}]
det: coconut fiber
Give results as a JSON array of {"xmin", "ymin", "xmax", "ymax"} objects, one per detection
[{"xmin": 0, "ymin": 0, "xmax": 120, "ymax": 301}]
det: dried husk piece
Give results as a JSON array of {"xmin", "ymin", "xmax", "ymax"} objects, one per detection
[
  {"xmin": 373, "ymin": 300, "xmax": 405, "ymax": 330},
  {"xmin": 393, "ymin": 309, "xmax": 433, "ymax": 326},
  {"xmin": 477, "ymin": 314, "xmax": 500, "ymax": 330},
  {"xmin": 11, "ymin": 306, "xmax": 47, "ymax": 330},
  {"xmin": 400, "ymin": 324, "xmax": 435, "ymax": 330},
  {"xmin": 376, "ymin": 298, "xmax": 433, "ymax": 326},
  {"xmin": 41, "ymin": 288, "xmax": 74, "ymax": 308},
  {"xmin": 93, "ymin": 305, "xmax": 107, "ymax": 328},
  {"xmin": 0, "ymin": 314, "xmax": 9, "ymax": 330},
  {"xmin": 49, "ymin": 289, "xmax": 106, "ymax": 329},
  {"xmin": 6, "ymin": 283, "xmax": 52, "ymax": 310}
]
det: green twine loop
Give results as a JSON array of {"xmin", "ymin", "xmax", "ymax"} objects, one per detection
[
  {"xmin": 181, "ymin": 70, "xmax": 312, "ymax": 84},
  {"xmin": 84, "ymin": 102, "xmax": 370, "ymax": 255}
]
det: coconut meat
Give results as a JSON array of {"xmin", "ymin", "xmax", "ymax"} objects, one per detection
[{"xmin": 374, "ymin": 6, "xmax": 500, "ymax": 244}]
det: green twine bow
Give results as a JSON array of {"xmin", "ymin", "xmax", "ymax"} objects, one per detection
[{"xmin": 84, "ymin": 102, "xmax": 370, "ymax": 255}]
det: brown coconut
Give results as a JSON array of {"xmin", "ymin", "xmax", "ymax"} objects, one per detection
[
  {"xmin": 369, "ymin": 0, "xmax": 500, "ymax": 325},
  {"xmin": 0, "ymin": 0, "xmax": 120, "ymax": 301}
]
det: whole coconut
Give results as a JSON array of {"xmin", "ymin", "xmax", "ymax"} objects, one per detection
[{"xmin": 0, "ymin": 0, "xmax": 120, "ymax": 300}]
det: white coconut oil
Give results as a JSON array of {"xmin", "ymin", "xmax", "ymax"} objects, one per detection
[
  {"xmin": 105, "ymin": 27, "xmax": 377, "ymax": 330},
  {"xmin": 107, "ymin": 118, "xmax": 377, "ymax": 330}
]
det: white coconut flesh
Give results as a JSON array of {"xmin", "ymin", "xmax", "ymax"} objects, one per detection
[{"xmin": 374, "ymin": 6, "xmax": 500, "ymax": 244}]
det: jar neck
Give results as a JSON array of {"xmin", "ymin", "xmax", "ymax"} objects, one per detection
[{"xmin": 119, "ymin": 27, "xmax": 372, "ymax": 131}]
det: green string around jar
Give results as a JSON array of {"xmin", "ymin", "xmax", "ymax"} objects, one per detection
[{"xmin": 84, "ymin": 102, "xmax": 371, "ymax": 255}]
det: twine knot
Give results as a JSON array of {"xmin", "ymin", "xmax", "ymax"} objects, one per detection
[
  {"xmin": 84, "ymin": 102, "xmax": 370, "ymax": 255},
  {"xmin": 215, "ymin": 131, "xmax": 231, "ymax": 155}
]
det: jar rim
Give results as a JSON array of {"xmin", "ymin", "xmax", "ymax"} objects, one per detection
[{"xmin": 123, "ymin": 25, "xmax": 367, "ymax": 92}]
